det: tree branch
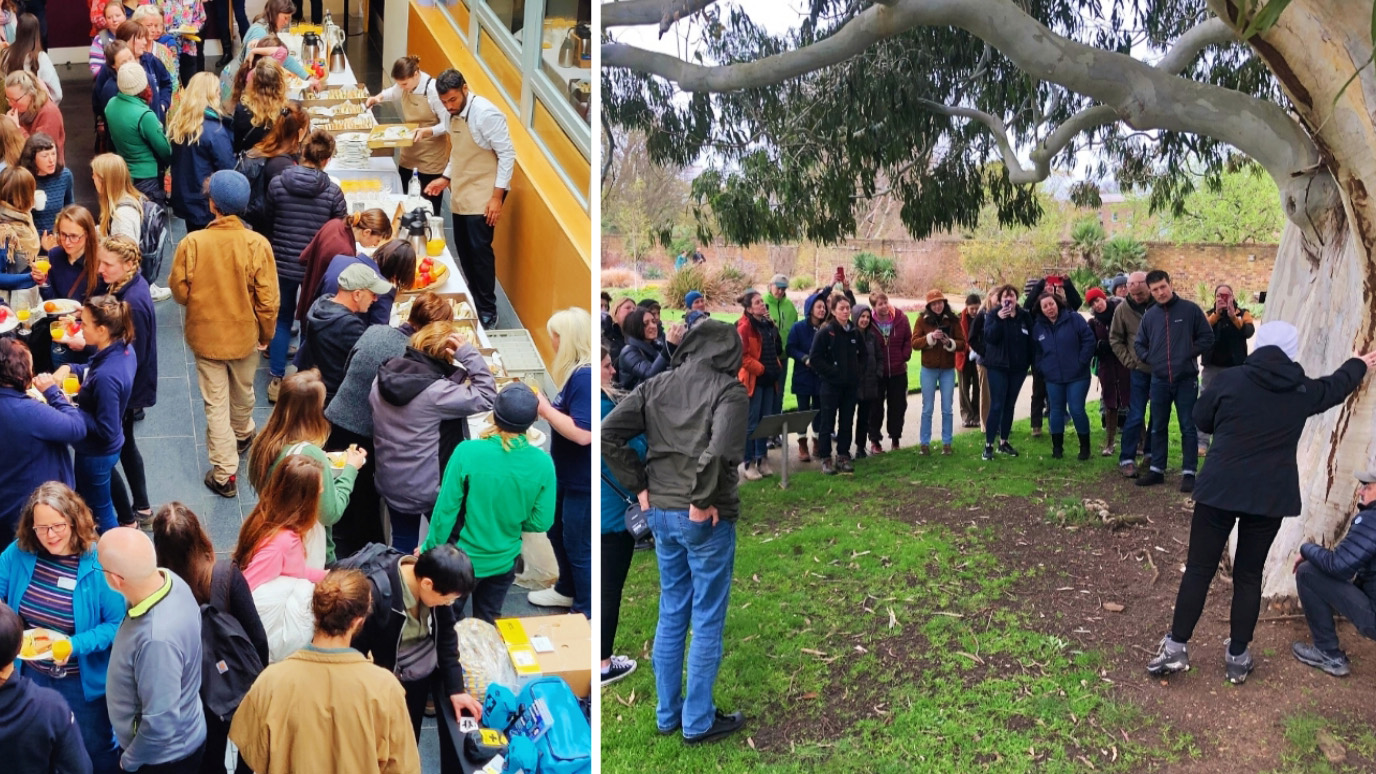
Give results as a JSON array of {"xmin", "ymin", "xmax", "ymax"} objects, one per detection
[{"xmin": 602, "ymin": 0, "xmax": 720, "ymax": 34}]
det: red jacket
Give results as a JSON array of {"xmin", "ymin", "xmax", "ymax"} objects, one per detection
[
  {"xmin": 736, "ymin": 314, "xmax": 765, "ymax": 396},
  {"xmin": 295, "ymin": 218, "xmax": 357, "ymax": 323},
  {"xmin": 956, "ymin": 309, "xmax": 978, "ymax": 370},
  {"xmin": 871, "ymin": 308, "xmax": 912, "ymax": 378}
]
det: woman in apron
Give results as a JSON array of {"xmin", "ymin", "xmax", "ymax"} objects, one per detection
[{"xmin": 365, "ymin": 56, "xmax": 451, "ymax": 213}]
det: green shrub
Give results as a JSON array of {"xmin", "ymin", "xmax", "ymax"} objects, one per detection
[
  {"xmin": 1101, "ymin": 236, "xmax": 1148, "ymax": 276},
  {"xmin": 852, "ymin": 252, "xmax": 897, "ymax": 292},
  {"xmin": 1068, "ymin": 267, "xmax": 1101, "ymax": 296},
  {"xmin": 643, "ymin": 265, "xmax": 666, "ymax": 280},
  {"xmin": 790, "ymin": 275, "xmax": 814, "ymax": 290}
]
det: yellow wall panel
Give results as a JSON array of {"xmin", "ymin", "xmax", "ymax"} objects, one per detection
[
  {"xmin": 478, "ymin": 29, "xmax": 523, "ymax": 110},
  {"xmin": 532, "ymin": 98, "xmax": 590, "ymax": 201}
]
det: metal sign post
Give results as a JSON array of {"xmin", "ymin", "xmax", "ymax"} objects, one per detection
[{"xmin": 749, "ymin": 410, "xmax": 819, "ymax": 489}]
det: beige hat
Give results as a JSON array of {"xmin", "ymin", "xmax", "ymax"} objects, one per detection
[
  {"xmin": 337, "ymin": 263, "xmax": 393, "ymax": 294},
  {"xmin": 771, "ymin": 273, "xmax": 789, "ymax": 289},
  {"xmin": 117, "ymin": 62, "xmax": 148, "ymax": 96}
]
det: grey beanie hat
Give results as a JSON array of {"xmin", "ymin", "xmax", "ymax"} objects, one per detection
[{"xmin": 493, "ymin": 382, "xmax": 539, "ymax": 433}]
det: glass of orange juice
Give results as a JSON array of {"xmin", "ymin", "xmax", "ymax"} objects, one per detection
[
  {"xmin": 16, "ymin": 308, "xmax": 29, "ymax": 323},
  {"xmin": 50, "ymin": 320, "xmax": 64, "ymax": 341},
  {"xmin": 50, "ymin": 638, "xmax": 71, "ymax": 677},
  {"xmin": 34, "ymin": 258, "xmax": 50, "ymax": 285},
  {"xmin": 62, "ymin": 376, "xmax": 79, "ymax": 396}
]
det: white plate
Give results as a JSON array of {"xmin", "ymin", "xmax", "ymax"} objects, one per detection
[
  {"xmin": 39, "ymin": 298, "xmax": 80, "ymax": 317},
  {"xmin": 19, "ymin": 627, "xmax": 69, "ymax": 661},
  {"xmin": 0, "ymin": 308, "xmax": 17, "ymax": 333}
]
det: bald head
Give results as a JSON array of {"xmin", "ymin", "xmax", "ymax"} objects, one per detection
[
  {"xmin": 98, "ymin": 527, "xmax": 159, "ymax": 583},
  {"xmin": 1126, "ymin": 271, "xmax": 1150, "ymax": 303}
]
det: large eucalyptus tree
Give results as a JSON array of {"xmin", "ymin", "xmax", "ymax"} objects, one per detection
[{"xmin": 603, "ymin": 0, "xmax": 1376, "ymax": 600}]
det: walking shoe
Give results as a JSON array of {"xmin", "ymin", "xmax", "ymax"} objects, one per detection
[
  {"xmin": 821, "ymin": 457, "xmax": 836, "ymax": 475},
  {"xmin": 132, "ymin": 408, "xmax": 145, "ymax": 421},
  {"xmin": 1180, "ymin": 474, "xmax": 1195, "ymax": 494},
  {"xmin": 941, "ymin": 444, "xmax": 952, "ymax": 456},
  {"xmin": 148, "ymin": 282, "xmax": 172, "ymax": 302},
  {"xmin": 135, "ymin": 509, "xmax": 155, "ymax": 531},
  {"xmin": 1291, "ymin": 642, "xmax": 1351, "ymax": 677},
  {"xmin": 601, "ymin": 655, "xmax": 637, "ymax": 686},
  {"xmin": 836, "ymin": 455, "xmax": 855, "ymax": 473},
  {"xmin": 1145, "ymin": 635, "xmax": 1189, "ymax": 675},
  {"xmin": 1101, "ymin": 444, "xmax": 1115, "ymax": 457},
  {"xmin": 204, "ymin": 470, "xmax": 237, "ymax": 498},
  {"xmin": 982, "ymin": 444, "xmax": 994, "ymax": 461},
  {"xmin": 1224, "ymin": 639, "xmax": 1254, "ymax": 684},
  {"xmin": 854, "ymin": 447, "xmax": 867, "ymax": 460},
  {"xmin": 236, "ymin": 432, "xmax": 257, "ymax": 456},
  {"xmin": 757, "ymin": 458, "xmax": 774, "ymax": 477},
  {"xmin": 870, "ymin": 442, "xmax": 884, "ymax": 455},
  {"xmin": 1031, "ymin": 427, "xmax": 1043, "ymax": 438},
  {"xmin": 1119, "ymin": 461, "xmax": 1138, "ymax": 478},
  {"xmin": 919, "ymin": 444, "xmax": 931, "ymax": 456},
  {"xmin": 267, "ymin": 376, "xmax": 282, "ymax": 403},
  {"xmin": 528, "ymin": 588, "xmax": 574, "ymax": 608},
  {"xmin": 737, "ymin": 462, "xmax": 762, "ymax": 481},
  {"xmin": 890, "ymin": 440, "xmax": 900, "ymax": 451},
  {"xmin": 1136, "ymin": 470, "xmax": 1165, "ymax": 487},
  {"xmin": 797, "ymin": 438, "xmax": 811, "ymax": 462},
  {"xmin": 997, "ymin": 441, "xmax": 1019, "ymax": 457},
  {"xmin": 684, "ymin": 710, "xmax": 746, "ymax": 745}
]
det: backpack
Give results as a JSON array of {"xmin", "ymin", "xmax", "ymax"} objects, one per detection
[
  {"xmin": 201, "ymin": 562, "xmax": 265, "ymax": 721},
  {"xmin": 116, "ymin": 198, "xmax": 168, "ymax": 277},
  {"xmin": 482, "ymin": 677, "xmax": 591, "ymax": 774},
  {"xmin": 234, "ymin": 153, "xmax": 268, "ymax": 229}
]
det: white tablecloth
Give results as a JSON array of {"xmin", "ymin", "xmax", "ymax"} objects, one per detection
[{"xmin": 327, "ymin": 157, "xmax": 405, "ymax": 193}]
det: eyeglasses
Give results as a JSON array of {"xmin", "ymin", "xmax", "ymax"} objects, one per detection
[
  {"xmin": 58, "ymin": 231, "xmax": 83, "ymax": 243},
  {"xmin": 33, "ymin": 522, "xmax": 69, "ymax": 536}
]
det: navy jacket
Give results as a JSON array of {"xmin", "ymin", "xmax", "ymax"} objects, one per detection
[
  {"xmin": 170, "ymin": 110, "xmax": 235, "ymax": 228},
  {"xmin": 0, "ymin": 385, "xmax": 85, "ymax": 543},
  {"xmin": 0, "ymin": 673, "xmax": 92, "ymax": 774},
  {"xmin": 299, "ymin": 295, "xmax": 367, "ymax": 399},
  {"xmin": 71, "ymin": 342, "xmax": 135, "ymax": 456},
  {"xmin": 1033, "ymin": 310, "xmax": 1095, "ymax": 384},
  {"xmin": 808, "ymin": 319, "xmax": 866, "ymax": 393},
  {"xmin": 265, "ymin": 166, "xmax": 346, "ymax": 282},
  {"xmin": 93, "ymin": 63, "xmax": 119, "ymax": 119},
  {"xmin": 616, "ymin": 336, "xmax": 668, "ymax": 391},
  {"xmin": 1134, "ymin": 294, "xmax": 1214, "ymax": 383},
  {"xmin": 1302, "ymin": 507, "xmax": 1376, "ymax": 590},
  {"xmin": 319, "ymin": 253, "xmax": 396, "ymax": 327},
  {"xmin": 139, "ymin": 52, "xmax": 173, "ymax": 123},
  {"xmin": 38, "ymin": 246, "xmax": 88, "ymax": 302},
  {"xmin": 786, "ymin": 319, "xmax": 823, "ymax": 396},
  {"xmin": 100, "ymin": 275, "xmax": 157, "ymax": 411},
  {"xmin": 980, "ymin": 307, "xmax": 1035, "ymax": 373}
]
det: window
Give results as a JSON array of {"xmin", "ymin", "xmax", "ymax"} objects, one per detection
[{"xmin": 539, "ymin": 0, "xmax": 592, "ymax": 125}]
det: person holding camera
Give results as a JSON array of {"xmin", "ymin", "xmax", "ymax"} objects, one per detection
[
  {"xmin": 912, "ymin": 289, "xmax": 965, "ymax": 456},
  {"xmin": 980, "ymin": 284, "xmax": 1035, "ymax": 461},
  {"xmin": 1198, "ymin": 284, "xmax": 1254, "ymax": 456}
]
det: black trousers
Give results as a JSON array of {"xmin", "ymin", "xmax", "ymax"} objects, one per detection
[
  {"xmin": 958, "ymin": 361, "xmax": 980, "ymax": 423},
  {"xmin": 212, "ymin": 0, "xmax": 250, "ymax": 51},
  {"xmin": 110, "ymin": 407, "xmax": 150, "ymax": 525},
  {"xmin": 869, "ymin": 373, "xmax": 908, "ymax": 443},
  {"xmin": 1029, "ymin": 371, "xmax": 1047, "ymax": 430},
  {"xmin": 128, "ymin": 744, "xmax": 205, "ymax": 774},
  {"xmin": 403, "ymin": 670, "xmax": 460, "ymax": 774},
  {"xmin": 294, "ymin": 0, "xmax": 324, "ymax": 24},
  {"xmin": 817, "ymin": 387, "xmax": 857, "ymax": 460},
  {"xmin": 398, "ymin": 168, "xmax": 446, "ymax": 219},
  {"xmin": 461, "ymin": 565, "xmax": 516, "ymax": 625},
  {"xmin": 855, "ymin": 398, "xmax": 877, "ymax": 454},
  {"xmin": 551, "ymin": 492, "xmax": 574, "ymax": 598},
  {"xmin": 201, "ymin": 711, "xmax": 252, "ymax": 774},
  {"xmin": 1170, "ymin": 502, "xmax": 1282, "ymax": 650},
  {"xmin": 452, "ymin": 213, "xmax": 497, "ymax": 324},
  {"xmin": 796, "ymin": 393, "xmax": 822, "ymax": 436},
  {"xmin": 326, "ymin": 425, "xmax": 382, "ymax": 558},
  {"xmin": 601, "ymin": 530, "xmax": 635, "ymax": 661}
]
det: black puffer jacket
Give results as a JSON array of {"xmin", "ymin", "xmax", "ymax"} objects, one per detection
[
  {"xmin": 808, "ymin": 318, "xmax": 866, "ymax": 393},
  {"xmin": 266, "ymin": 165, "xmax": 347, "ymax": 283},
  {"xmin": 617, "ymin": 336, "xmax": 669, "ymax": 391}
]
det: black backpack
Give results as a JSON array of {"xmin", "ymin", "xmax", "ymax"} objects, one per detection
[
  {"xmin": 201, "ymin": 562, "xmax": 265, "ymax": 722},
  {"xmin": 234, "ymin": 153, "xmax": 268, "ymax": 229},
  {"xmin": 115, "ymin": 198, "xmax": 169, "ymax": 273},
  {"xmin": 331, "ymin": 542, "xmax": 402, "ymax": 602}
]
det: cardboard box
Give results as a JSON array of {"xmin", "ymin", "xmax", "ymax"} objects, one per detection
[{"xmin": 495, "ymin": 614, "xmax": 591, "ymax": 698}]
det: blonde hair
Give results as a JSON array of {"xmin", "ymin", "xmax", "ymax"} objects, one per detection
[
  {"xmin": 0, "ymin": 115, "xmax": 23, "ymax": 168},
  {"xmin": 409, "ymin": 321, "xmax": 455, "ymax": 358},
  {"xmin": 100, "ymin": 235, "xmax": 142, "ymax": 294},
  {"xmin": 91, "ymin": 154, "xmax": 144, "ymax": 236},
  {"xmin": 130, "ymin": 4, "xmax": 161, "ymax": 23},
  {"xmin": 166, "ymin": 72, "xmax": 223, "ymax": 146},
  {"xmin": 479, "ymin": 426, "xmax": 525, "ymax": 450},
  {"xmin": 3, "ymin": 70, "xmax": 46, "ymax": 125},
  {"xmin": 545, "ymin": 308, "xmax": 591, "ymax": 389},
  {"xmin": 240, "ymin": 58, "xmax": 287, "ymax": 130}
]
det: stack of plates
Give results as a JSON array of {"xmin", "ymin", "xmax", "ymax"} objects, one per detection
[{"xmin": 333, "ymin": 132, "xmax": 371, "ymax": 168}]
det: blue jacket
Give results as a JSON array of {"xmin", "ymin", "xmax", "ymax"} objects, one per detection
[
  {"xmin": 1134, "ymin": 294, "xmax": 1214, "ymax": 383},
  {"xmin": 71, "ymin": 342, "xmax": 135, "ymax": 456},
  {"xmin": 93, "ymin": 62, "xmax": 119, "ymax": 119},
  {"xmin": 319, "ymin": 252, "xmax": 396, "ymax": 326},
  {"xmin": 102, "ymin": 275, "xmax": 158, "ymax": 410},
  {"xmin": 0, "ymin": 673, "xmax": 92, "ymax": 774},
  {"xmin": 1033, "ymin": 310, "xmax": 1095, "ymax": 384},
  {"xmin": 0, "ymin": 543, "xmax": 127, "ymax": 701},
  {"xmin": 616, "ymin": 337, "xmax": 668, "ymax": 392},
  {"xmin": 170, "ymin": 110, "xmax": 235, "ymax": 228},
  {"xmin": 1302, "ymin": 506, "xmax": 1376, "ymax": 591},
  {"xmin": 0, "ymin": 385, "xmax": 85, "ymax": 542},
  {"xmin": 38, "ymin": 245, "xmax": 88, "ymax": 302},
  {"xmin": 979, "ymin": 307, "xmax": 1035, "ymax": 373},
  {"xmin": 139, "ymin": 52, "xmax": 173, "ymax": 123},
  {"xmin": 600, "ymin": 393, "xmax": 646, "ymax": 534},
  {"xmin": 786, "ymin": 318, "xmax": 823, "ymax": 396},
  {"xmin": 265, "ymin": 165, "xmax": 347, "ymax": 283}
]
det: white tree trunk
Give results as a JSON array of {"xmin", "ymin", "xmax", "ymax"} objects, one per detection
[{"xmin": 1255, "ymin": 214, "xmax": 1375, "ymax": 602}]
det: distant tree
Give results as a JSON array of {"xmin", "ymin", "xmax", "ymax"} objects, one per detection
[
  {"xmin": 1161, "ymin": 166, "xmax": 1285, "ymax": 244},
  {"xmin": 1070, "ymin": 217, "xmax": 1108, "ymax": 270}
]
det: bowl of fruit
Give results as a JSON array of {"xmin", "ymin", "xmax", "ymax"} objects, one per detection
[{"xmin": 414, "ymin": 256, "xmax": 448, "ymax": 291}]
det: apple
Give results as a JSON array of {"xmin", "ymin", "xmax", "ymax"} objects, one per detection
[
  {"xmin": 66, "ymin": 321, "xmax": 80, "ymax": 336},
  {"xmin": 0, "ymin": 307, "xmax": 9, "ymax": 321}
]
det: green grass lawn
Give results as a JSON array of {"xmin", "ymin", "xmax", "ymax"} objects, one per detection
[{"xmin": 601, "ymin": 408, "xmax": 1199, "ymax": 772}]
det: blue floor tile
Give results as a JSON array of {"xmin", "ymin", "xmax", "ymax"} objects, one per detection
[
  {"xmin": 155, "ymin": 326, "xmax": 187, "ymax": 375},
  {"xmin": 138, "ymin": 435, "xmax": 208, "ymax": 509},
  {"xmin": 139, "ymin": 378, "xmax": 196, "ymax": 440}
]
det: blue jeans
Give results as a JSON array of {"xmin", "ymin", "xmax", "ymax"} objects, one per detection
[
  {"xmin": 269, "ymin": 276, "xmax": 299, "ymax": 378},
  {"xmin": 1118, "ymin": 370, "xmax": 1152, "ymax": 464},
  {"xmin": 76, "ymin": 451, "xmax": 122, "ymax": 532},
  {"xmin": 647, "ymin": 507, "xmax": 737, "ymax": 738},
  {"xmin": 919, "ymin": 367, "xmax": 956, "ymax": 446},
  {"xmin": 29, "ymin": 668, "xmax": 121, "ymax": 774},
  {"xmin": 983, "ymin": 367, "xmax": 1027, "ymax": 445},
  {"xmin": 1150, "ymin": 376, "xmax": 1199, "ymax": 475},
  {"xmin": 389, "ymin": 507, "xmax": 425, "ymax": 555},
  {"xmin": 1045, "ymin": 378, "xmax": 1091, "ymax": 435},
  {"xmin": 557, "ymin": 489, "xmax": 591, "ymax": 619},
  {"xmin": 744, "ymin": 379, "xmax": 777, "ymax": 463}
]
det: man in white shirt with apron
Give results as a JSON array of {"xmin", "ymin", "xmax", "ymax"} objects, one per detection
[
  {"xmin": 425, "ymin": 69, "xmax": 516, "ymax": 330},
  {"xmin": 367, "ymin": 55, "xmax": 451, "ymax": 215}
]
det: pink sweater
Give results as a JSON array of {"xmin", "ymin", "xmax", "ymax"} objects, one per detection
[{"xmin": 241, "ymin": 529, "xmax": 327, "ymax": 591}]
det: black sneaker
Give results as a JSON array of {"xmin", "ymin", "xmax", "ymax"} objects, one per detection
[
  {"xmin": 1224, "ymin": 639, "xmax": 1254, "ymax": 684},
  {"xmin": 131, "ymin": 408, "xmax": 145, "ymax": 421},
  {"xmin": 1179, "ymin": 474, "xmax": 1195, "ymax": 494},
  {"xmin": 236, "ymin": 432, "xmax": 257, "ymax": 456},
  {"xmin": 982, "ymin": 444, "xmax": 994, "ymax": 461},
  {"xmin": 204, "ymin": 470, "xmax": 237, "ymax": 498},
  {"xmin": 1136, "ymin": 470, "xmax": 1165, "ymax": 487},
  {"xmin": 601, "ymin": 655, "xmax": 637, "ymax": 686},
  {"xmin": 997, "ymin": 441, "xmax": 1019, "ymax": 457},
  {"xmin": 1292, "ymin": 642, "xmax": 1351, "ymax": 677},
  {"xmin": 683, "ymin": 709, "xmax": 746, "ymax": 745}
]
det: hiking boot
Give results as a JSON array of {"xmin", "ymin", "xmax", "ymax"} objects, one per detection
[
  {"xmin": 997, "ymin": 441, "xmax": 1019, "ymax": 457},
  {"xmin": 1224, "ymin": 639, "xmax": 1254, "ymax": 684},
  {"xmin": 941, "ymin": 444, "xmax": 952, "ymax": 456},
  {"xmin": 821, "ymin": 457, "xmax": 837, "ymax": 475},
  {"xmin": 267, "ymin": 376, "xmax": 282, "ymax": 403},
  {"xmin": 797, "ymin": 438, "xmax": 811, "ymax": 462},
  {"xmin": 757, "ymin": 458, "xmax": 774, "ymax": 477},
  {"xmin": 1051, "ymin": 432, "xmax": 1065, "ymax": 459},
  {"xmin": 601, "ymin": 655, "xmax": 638, "ymax": 686},
  {"xmin": 812, "ymin": 439, "xmax": 820, "ymax": 459},
  {"xmin": 1291, "ymin": 642, "xmax": 1351, "ymax": 677},
  {"xmin": 919, "ymin": 444, "xmax": 931, "ymax": 456},
  {"xmin": 237, "ymin": 432, "xmax": 256, "ymax": 456},
  {"xmin": 890, "ymin": 440, "xmax": 900, "ymax": 451},
  {"xmin": 1120, "ymin": 461, "xmax": 1138, "ymax": 478},
  {"xmin": 982, "ymin": 444, "xmax": 994, "ymax": 461},
  {"xmin": 738, "ymin": 462, "xmax": 762, "ymax": 482},
  {"xmin": 1180, "ymin": 474, "xmax": 1195, "ymax": 494},
  {"xmin": 1145, "ymin": 635, "xmax": 1189, "ymax": 676},
  {"xmin": 684, "ymin": 710, "xmax": 746, "ymax": 745},
  {"xmin": 1077, "ymin": 434, "xmax": 1091, "ymax": 461},
  {"xmin": 528, "ymin": 588, "xmax": 574, "ymax": 608},
  {"xmin": 1136, "ymin": 470, "xmax": 1165, "ymax": 487},
  {"xmin": 836, "ymin": 455, "xmax": 855, "ymax": 473},
  {"xmin": 870, "ymin": 442, "xmax": 884, "ymax": 455},
  {"xmin": 204, "ymin": 470, "xmax": 237, "ymax": 498},
  {"xmin": 854, "ymin": 447, "xmax": 867, "ymax": 460}
]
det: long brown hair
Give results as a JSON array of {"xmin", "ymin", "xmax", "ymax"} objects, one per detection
[
  {"xmin": 239, "ymin": 59, "xmax": 289, "ymax": 132},
  {"xmin": 253, "ymin": 0, "xmax": 295, "ymax": 31},
  {"xmin": 233, "ymin": 455, "xmax": 323, "ymax": 570},
  {"xmin": 0, "ymin": 13, "xmax": 42, "ymax": 78},
  {"xmin": 347, "ymin": 208, "xmax": 393, "ymax": 240},
  {"xmin": 247, "ymin": 100, "xmax": 308, "ymax": 159},
  {"xmin": 56, "ymin": 205, "xmax": 101, "ymax": 298},
  {"xmin": 83, "ymin": 293, "xmax": 135, "ymax": 344},
  {"xmin": 228, "ymin": 36, "xmax": 283, "ymax": 112},
  {"xmin": 247, "ymin": 368, "xmax": 330, "ymax": 493},
  {"xmin": 151, "ymin": 502, "xmax": 215, "ymax": 604}
]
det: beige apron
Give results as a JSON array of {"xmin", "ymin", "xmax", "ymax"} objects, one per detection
[
  {"xmin": 398, "ymin": 78, "xmax": 451, "ymax": 174},
  {"xmin": 448, "ymin": 111, "xmax": 500, "ymax": 216}
]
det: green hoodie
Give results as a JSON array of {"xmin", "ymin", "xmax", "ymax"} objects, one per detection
[{"xmin": 105, "ymin": 93, "xmax": 172, "ymax": 179}]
